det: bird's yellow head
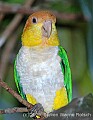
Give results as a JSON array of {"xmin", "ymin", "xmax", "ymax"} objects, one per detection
[{"xmin": 22, "ymin": 11, "xmax": 59, "ymax": 47}]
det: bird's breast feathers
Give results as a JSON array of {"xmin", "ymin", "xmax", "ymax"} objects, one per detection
[{"xmin": 16, "ymin": 46, "xmax": 67, "ymax": 112}]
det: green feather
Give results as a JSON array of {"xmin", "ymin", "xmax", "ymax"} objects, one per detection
[
  {"xmin": 14, "ymin": 58, "xmax": 26, "ymax": 99},
  {"xmin": 58, "ymin": 46, "xmax": 72, "ymax": 102}
]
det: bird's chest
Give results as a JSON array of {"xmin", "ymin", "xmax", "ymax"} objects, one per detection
[
  {"xmin": 16, "ymin": 46, "xmax": 64, "ymax": 112},
  {"xmin": 16, "ymin": 46, "xmax": 64, "ymax": 92}
]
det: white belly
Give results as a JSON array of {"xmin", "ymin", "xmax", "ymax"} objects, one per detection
[{"xmin": 16, "ymin": 46, "xmax": 64, "ymax": 112}]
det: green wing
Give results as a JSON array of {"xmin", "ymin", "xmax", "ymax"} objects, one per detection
[
  {"xmin": 58, "ymin": 46, "xmax": 72, "ymax": 102},
  {"xmin": 14, "ymin": 58, "xmax": 26, "ymax": 99}
]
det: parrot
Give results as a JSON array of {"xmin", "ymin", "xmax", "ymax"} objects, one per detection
[{"xmin": 14, "ymin": 11, "xmax": 72, "ymax": 115}]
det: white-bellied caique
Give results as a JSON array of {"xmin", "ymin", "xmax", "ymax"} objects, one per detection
[{"xmin": 14, "ymin": 11, "xmax": 72, "ymax": 114}]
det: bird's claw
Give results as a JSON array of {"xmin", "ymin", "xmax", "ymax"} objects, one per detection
[{"xmin": 29, "ymin": 103, "xmax": 44, "ymax": 118}]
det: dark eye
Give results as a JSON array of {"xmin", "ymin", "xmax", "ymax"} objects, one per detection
[{"xmin": 32, "ymin": 17, "xmax": 37, "ymax": 23}]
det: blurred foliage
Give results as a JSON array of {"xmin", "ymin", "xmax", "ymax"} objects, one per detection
[
  {"xmin": 1, "ymin": 0, "xmax": 25, "ymax": 4},
  {"xmin": 43, "ymin": 0, "xmax": 81, "ymax": 13},
  {"xmin": 0, "ymin": 0, "xmax": 93, "ymax": 120}
]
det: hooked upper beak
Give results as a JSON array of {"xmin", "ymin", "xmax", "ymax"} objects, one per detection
[{"xmin": 42, "ymin": 20, "xmax": 52, "ymax": 39}]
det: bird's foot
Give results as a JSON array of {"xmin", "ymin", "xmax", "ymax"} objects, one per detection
[{"xmin": 29, "ymin": 103, "xmax": 44, "ymax": 118}]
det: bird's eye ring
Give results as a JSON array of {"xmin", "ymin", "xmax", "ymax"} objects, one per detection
[{"xmin": 32, "ymin": 17, "xmax": 37, "ymax": 23}]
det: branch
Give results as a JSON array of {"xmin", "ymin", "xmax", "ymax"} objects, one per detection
[
  {"xmin": 0, "ymin": 79, "xmax": 33, "ymax": 109},
  {"xmin": 0, "ymin": 0, "xmax": 35, "ymax": 48},
  {"xmin": 0, "ymin": 26, "xmax": 23, "ymax": 79},
  {"xmin": 0, "ymin": 107, "xmax": 28, "ymax": 114},
  {"xmin": 0, "ymin": 13, "xmax": 5, "ymax": 22},
  {"xmin": 0, "ymin": 2, "xmax": 34, "ymax": 15},
  {"xmin": 45, "ymin": 94, "xmax": 93, "ymax": 120},
  {"xmin": 0, "ymin": 2, "xmax": 85, "ymax": 22}
]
